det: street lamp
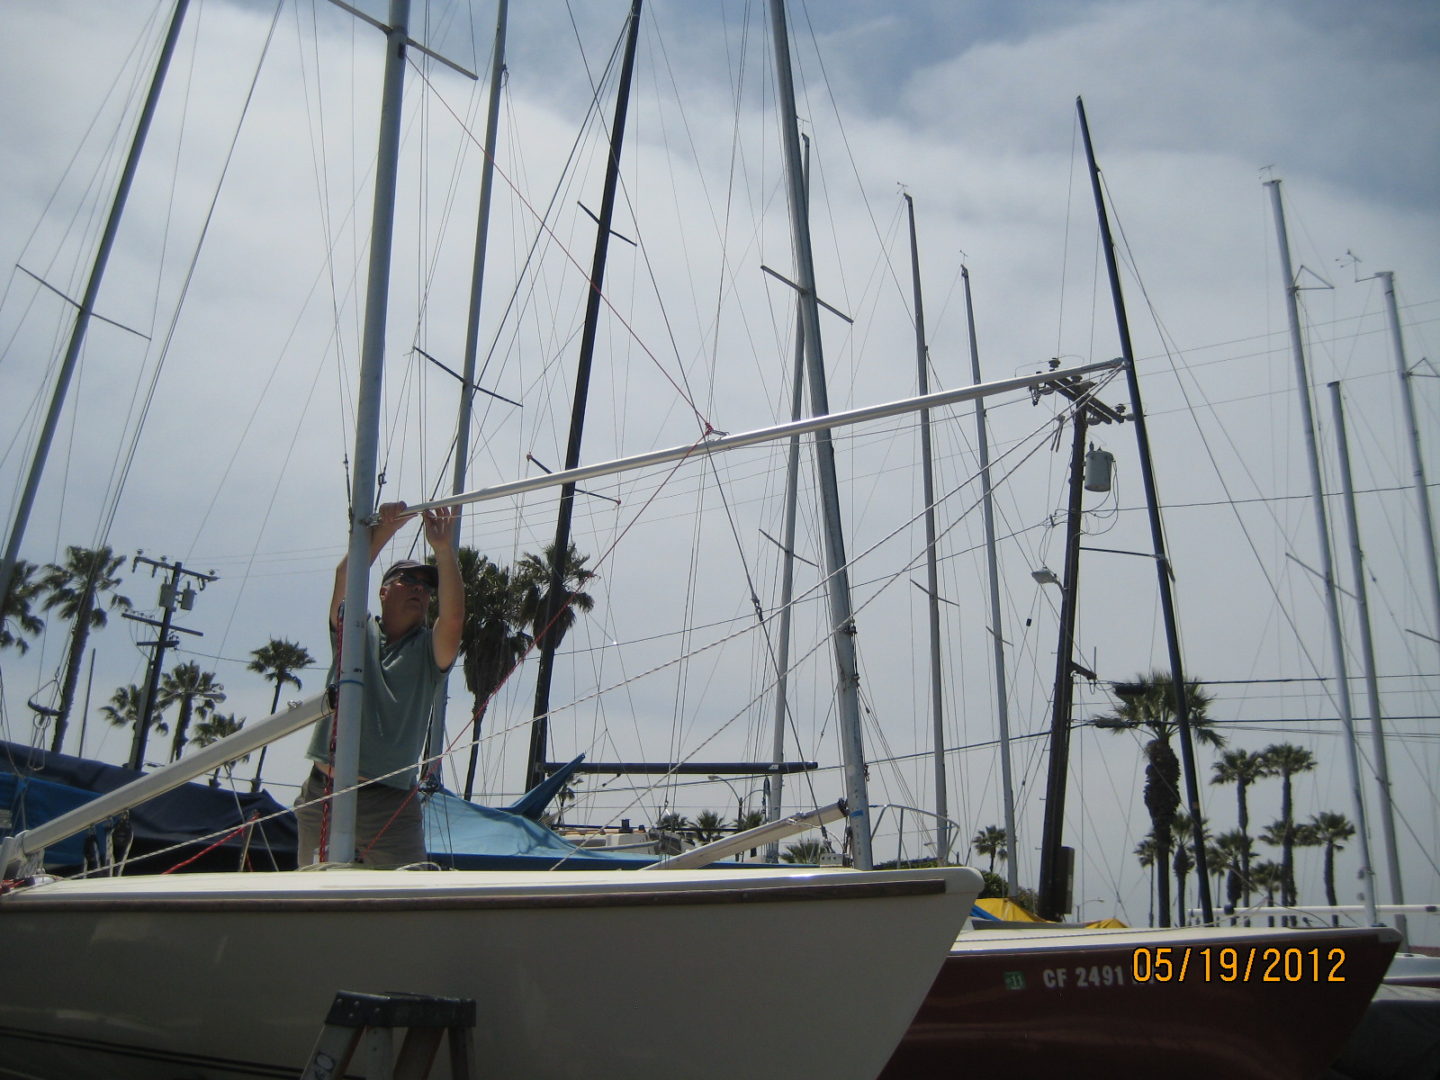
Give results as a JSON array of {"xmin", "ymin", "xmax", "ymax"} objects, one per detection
[
  {"xmin": 1077, "ymin": 896, "xmax": 1107, "ymax": 923},
  {"xmin": 708, "ymin": 775, "xmax": 763, "ymax": 832},
  {"xmin": 707, "ymin": 775, "xmax": 759, "ymax": 824},
  {"xmin": 709, "ymin": 776, "xmax": 766, "ymax": 863}
]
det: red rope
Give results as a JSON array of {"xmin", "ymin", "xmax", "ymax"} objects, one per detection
[{"xmin": 161, "ymin": 812, "xmax": 259, "ymax": 875}]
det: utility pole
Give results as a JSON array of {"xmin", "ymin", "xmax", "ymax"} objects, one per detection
[
  {"xmin": 1034, "ymin": 367, "xmax": 1125, "ymax": 921},
  {"xmin": 124, "ymin": 555, "xmax": 215, "ymax": 770}
]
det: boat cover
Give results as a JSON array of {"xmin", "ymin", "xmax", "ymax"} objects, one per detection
[
  {"xmin": 1, "ymin": 741, "xmax": 742, "ymax": 875},
  {"xmin": 0, "ymin": 739, "xmax": 298, "ymax": 872},
  {"xmin": 423, "ymin": 786, "xmax": 660, "ymax": 870}
]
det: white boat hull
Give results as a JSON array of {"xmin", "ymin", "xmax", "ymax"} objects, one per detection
[{"xmin": 0, "ymin": 865, "xmax": 980, "ymax": 1080}]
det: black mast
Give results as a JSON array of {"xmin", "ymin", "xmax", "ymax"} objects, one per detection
[
  {"xmin": 1076, "ymin": 95, "xmax": 1213, "ymax": 922},
  {"xmin": 525, "ymin": 0, "xmax": 644, "ymax": 791}
]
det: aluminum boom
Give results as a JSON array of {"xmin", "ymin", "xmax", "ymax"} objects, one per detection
[{"xmin": 402, "ymin": 359, "xmax": 1124, "ymax": 517}]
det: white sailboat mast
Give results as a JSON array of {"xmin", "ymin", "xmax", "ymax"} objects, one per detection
[
  {"xmin": 450, "ymin": 0, "xmax": 509, "ymax": 800},
  {"xmin": 332, "ymin": 0, "xmax": 413, "ymax": 863},
  {"xmin": 1328, "ymin": 382, "xmax": 1406, "ymax": 940},
  {"xmin": 765, "ymin": 136, "xmax": 812, "ymax": 859},
  {"xmin": 1378, "ymin": 270, "xmax": 1440, "ymax": 661},
  {"xmin": 767, "ymin": 0, "xmax": 870, "ymax": 868},
  {"xmin": 1265, "ymin": 179, "xmax": 1377, "ymax": 925},
  {"xmin": 963, "ymin": 266, "xmax": 1020, "ymax": 897}
]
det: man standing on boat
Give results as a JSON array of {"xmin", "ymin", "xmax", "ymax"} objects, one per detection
[{"xmin": 295, "ymin": 501, "xmax": 463, "ymax": 868}]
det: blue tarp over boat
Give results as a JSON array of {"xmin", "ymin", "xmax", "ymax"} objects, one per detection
[
  {"xmin": 1, "ymin": 741, "xmax": 653, "ymax": 872},
  {"xmin": 2, "ymin": 742, "xmax": 750, "ymax": 873},
  {"xmin": 424, "ymin": 786, "xmax": 659, "ymax": 870},
  {"xmin": 0, "ymin": 739, "xmax": 298, "ymax": 872}
]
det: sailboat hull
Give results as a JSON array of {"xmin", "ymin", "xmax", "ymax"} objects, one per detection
[
  {"xmin": 883, "ymin": 922, "xmax": 1399, "ymax": 1079},
  {"xmin": 0, "ymin": 865, "xmax": 979, "ymax": 1080}
]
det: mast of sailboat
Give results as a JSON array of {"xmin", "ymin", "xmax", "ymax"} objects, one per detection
[
  {"xmin": 963, "ymin": 266, "xmax": 1019, "ymax": 896},
  {"xmin": 904, "ymin": 194, "xmax": 950, "ymax": 863},
  {"xmin": 330, "ymin": 0, "xmax": 414, "ymax": 863},
  {"xmin": 1378, "ymin": 270, "xmax": 1440, "ymax": 663},
  {"xmin": 1264, "ymin": 177, "xmax": 1376, "ymax": 926},
  {"xmin": 768, "ymin": 0, "xmax": 873, "ymax": 870},
  {"xmin": 0, "ymin": 0, "xmax": 189, "ymax": 630},
  {"xmin": 1077, "ymin": 96, "xmax": 1213, "ymax": 921},
  {"xmin": 1328, "ymin": 381, "xmax": 1402, "ymax": 939},
  {"xmin": 525, "ymin": 0, "xmax": 644, "ymax": 792},
  {"xmin": 450, "ymin": 0, "xmax": 509, "ymax": 802},
  {"xmin": 765, "ymin": 134, "xmax": 811, "ymax": 862}
]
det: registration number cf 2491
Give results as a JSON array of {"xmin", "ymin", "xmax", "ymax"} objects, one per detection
[{"xmin": 1040, "ymin": 963, "xmax": 1128, "ymax": 989}]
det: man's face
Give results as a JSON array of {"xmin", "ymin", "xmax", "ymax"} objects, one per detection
[{"xmin": 378, "ymin": 571, "xmax": 434, "ymax": 629}]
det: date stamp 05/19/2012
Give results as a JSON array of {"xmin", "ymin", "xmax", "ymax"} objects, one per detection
[{"xmin": 1131, "ymin": 945, "xmax": 1348, "ymax": 983}]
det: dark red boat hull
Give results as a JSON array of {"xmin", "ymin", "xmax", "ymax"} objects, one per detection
[{"xmin": 882, "ymin": 924, "xmax": 1399, "ymax": 1079}]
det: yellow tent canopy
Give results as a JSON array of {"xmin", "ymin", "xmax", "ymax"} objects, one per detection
[{"xmin": 974, "ymin": 897, "xmax": 1049, "ymax": 922}]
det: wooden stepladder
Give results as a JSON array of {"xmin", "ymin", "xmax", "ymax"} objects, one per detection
[{"xmin": 300, "ymin": 990, "xmax": 476, "ymax": 1080}]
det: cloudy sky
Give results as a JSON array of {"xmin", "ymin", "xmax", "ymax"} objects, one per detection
[{"xmin": 2, "ymin": 0, "xmax": 1437, "ymax": 928}]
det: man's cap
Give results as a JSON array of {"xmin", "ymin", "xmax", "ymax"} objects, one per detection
[{"xmin": 381, "ymin": 559, "xmax": 439, "ymax": 588}]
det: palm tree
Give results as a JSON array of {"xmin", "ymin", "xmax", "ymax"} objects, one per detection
[
  {"xmin": 1134, "ymin": 831, "xmax": 1161, "ymax": 927},
  {"xmin": 158, "ymin": 662, "xmax": 225, "ymax": 762},
  {"xmin": 1093, "ymin": 672, "xmax": 1224, "ymax": 927},
  {"xmin": 1212, "ymin": 830, "xmax": 1256, "ymax": 916},
  {"xmin": 1170, "ymin": 811, "xmax": 1205, "ymax": 927},
  {"xmin": 517, "ymin": 542, "xmax": 596, "ymax": 652},
  {"xmin": 1, "ymin": 559, "xmax": 44, "ymax": 656},
  {"xmin": 692, "ymin": 810, "xmax": 728, "ymax": 845},
  {"xmin": 246, "ymin": 637, "xmax": 314, "ymax": 791},
  {"xmin": 190, "ymin": 712, "xmax": 247, "ymax": 787},
  {"xmin": 456, "ymin": 548, "xmax": 532, "ymax": 799},
  {"xmin": 782, "ymin": 839, "xmax": 830, "ymax": 864},
  {"xmin": 1258, "ymin": 818, "xmax": 1305, "ymax": 915},
  {"xmin": 1305, "ymin": 811, "xmax": 1355, "ymax": 912},
  {"xmin": 101, "ymin": 684, "xmax": 168, "ymax": 739},
  {"xmin": 39, "ymin": 545, "xmax": 131, "ymax": 753},
  {"xmin": 1261, "ymin": 742, "xmax": 1317, "ymax": 907},
  {"xmin": 733, "ymin": 808, "xmax": 766, "ymax": 859},
  {"xmin": 1291, "ymin": 821, "xmax": 1323, "ymax": 909},
  {"xmin": 1250, "ymin": 860, "xmax": 1285, "ymax": 909},
  {"xmin": 972, "ymin": 824, "xmax": 1008, "ymax": 873},
  {"xmin": 734, "ymin": 809, "xmax": 766, "ymax": 833},
  {"xmin": 1210, "ymin": 748, "xmax": 1269, "ymax": 897}
]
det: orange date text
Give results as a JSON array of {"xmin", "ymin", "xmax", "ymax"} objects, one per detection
[{"xmin": 1131, "ymin": 945, "xmax": 1347, "ymax": 983}]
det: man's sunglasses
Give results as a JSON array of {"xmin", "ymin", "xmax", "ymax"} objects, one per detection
[{"xmin": 390, "ymin": 572, "xmax": 435, "ymax": 591}]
